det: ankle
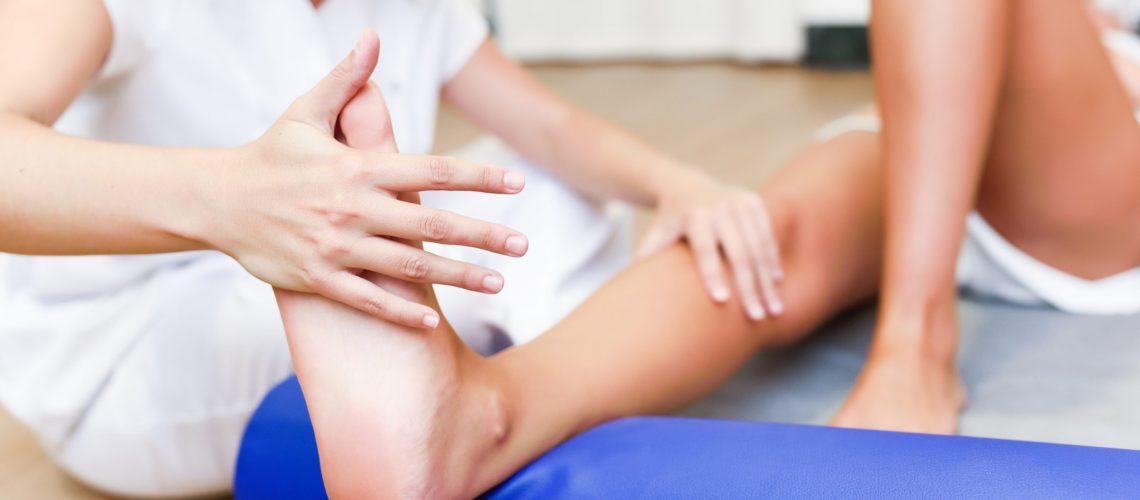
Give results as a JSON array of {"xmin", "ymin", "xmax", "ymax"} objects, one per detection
[
  {"xmin": 872, "ymin": 304, "xmax": 959, "ymax": 369},
  {"xmin": 442, "ymin": 362, "xmax": 515, "ymax": 497},
  {"xmin": 461, "ymin": 367, "xmax": 513, "ymax": 450}
]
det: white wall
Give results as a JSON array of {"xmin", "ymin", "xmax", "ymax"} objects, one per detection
[
  {"xmin": 489, "ymin": 0, "xmax": 869, "ymax": 62},
  {"xmin": 798, "ymin": 0, "xmax": 869, "ymax": 25}
]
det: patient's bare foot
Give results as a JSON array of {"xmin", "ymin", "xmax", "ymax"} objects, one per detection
[
  {"xmin": 830, "ymin": 351, "xmax": 965, "ymax": 434},
  {"xmin": 279, "ymin": 280, "xmax": 510, "ymax": 498},
  {"xmin": 829, "ymin": 316, "xmax": 966, "ymax": 435},
  {"xmin": 275, "ymin": 50, "xmax": 510, "ymax": 498}
]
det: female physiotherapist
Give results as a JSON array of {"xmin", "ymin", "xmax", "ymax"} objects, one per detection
[{"xmin": 0, "ymin": 0, "xmax": 782, "ymax": 496}]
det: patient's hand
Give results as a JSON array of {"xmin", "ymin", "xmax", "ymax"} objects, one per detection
[{"xmin": 829, "ymin": 315, "xmax": 966, "ymax": 435}]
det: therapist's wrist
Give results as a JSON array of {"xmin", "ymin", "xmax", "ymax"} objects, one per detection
[
  {"xmin": 161, "ymin": 146, "xmax": 247, "ymax": 253},
  {"xmin": 649, "ymin": 162, "xmax": 716, "ymax": 206}
]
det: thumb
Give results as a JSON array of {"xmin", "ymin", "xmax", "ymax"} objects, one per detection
[
  {"xmin": 288, "ymin": 29, "xmax": 380, "ymax": 134},
  {"xmin": 637, "ymin": 219, "xmax": 683, "ymax": 259},
  {"xmin": 338, "ymin": 80, "xmax": 398, "ymax": 154},
  {"xmin": 337, "ymin": 67, "xmax": 423, "ymax": 246}
]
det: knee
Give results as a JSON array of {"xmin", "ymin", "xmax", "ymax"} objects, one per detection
[
  {"xmin": 758, "ymin": 188, "xmax": 819, "ymax": 291},
  {"xmin": 752, "ymin": 194, "xmax": 844, "ymax": 346},
  {"xmin": 764, "ymin": 192, "xmax": 801, "ymax": 267}
]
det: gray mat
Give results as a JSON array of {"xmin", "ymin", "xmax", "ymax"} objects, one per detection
[{"xmin": 680, "ymin": 299, "xmax": 1140, "ymax": 450}]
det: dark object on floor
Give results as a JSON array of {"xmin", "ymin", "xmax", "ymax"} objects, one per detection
[{"xmin": 804, "ymin": 25, "xmax": 870, "ymax": 69}]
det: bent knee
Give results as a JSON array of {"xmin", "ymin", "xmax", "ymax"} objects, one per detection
[{"xmin": 751, "ymin": 190, "xmax": 877, "ymax": 346}]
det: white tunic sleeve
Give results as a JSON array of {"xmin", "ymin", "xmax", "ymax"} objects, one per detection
[
  {"xmin": 439, "ymin": 0, "xmax": 490, "ymax": 81},
  {"xmin": 97, "ymin": 0, "xmax": 177, "ymax": 79}
]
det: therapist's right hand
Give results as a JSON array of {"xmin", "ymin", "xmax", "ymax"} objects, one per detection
[{"xmin": 204, "ymin": 30, "xmax": 528, "ymax": 328}]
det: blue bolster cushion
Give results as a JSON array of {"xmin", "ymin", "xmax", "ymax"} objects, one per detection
[{"xmin": 234, "ymin": 376, "xmax": 1140, "ymax": 499}]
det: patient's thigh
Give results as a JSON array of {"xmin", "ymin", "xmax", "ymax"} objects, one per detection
[{"xmin": 979, "ymin": 0, "xmax": 1140, "ymax": 278}]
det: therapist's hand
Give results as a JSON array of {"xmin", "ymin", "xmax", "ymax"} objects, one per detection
[
  {"xmin": 202, "ymin": 30, "xmax": 528, "ymax": 328},
  {"xmin": 638, "ymin": 169, "xmax": 783, "ymax": 321}
]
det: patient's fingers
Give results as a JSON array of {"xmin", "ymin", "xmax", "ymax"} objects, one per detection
[
  {"xmin": 688, "ymin": 217, "xmax": 730, "ymax": 304},
  {"xmin": 714, "ymin": 216, "xmax": 765, "ymax": 321},
  {"xmin": 311, "ymin": 270, "xmax": 440, "ymax": 328},
  {"xmin": 343, "ymin": 237, "xmax": 506, "ymax": 294}
]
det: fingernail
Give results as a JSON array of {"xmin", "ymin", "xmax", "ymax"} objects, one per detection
[
  {"xmin": 503, "ymin": 171, "xmax": 525, "ymax": 193},
  {"xmin": 354, "ymin": 31, "xmax": 368, "ymax": 55},
  {"xmin": 505, "ymin": 235, "xmax": 528, "ymax": 256},
  {"xmin": 747, "ymin": 303, "xmax": 766, "ymax": 321},
  {"xmin": 712, "ymin": 287, "xmax": 729, "ymax": 303},
  {"xmin": 422, "ymin": 313, "xmax": 440, "ymax": 328},
  {"xmin": 769, "ymin": 298, "xmax": 784, "ymax": 316},
  {"xmin": 483, "ymin": 274, "xmax": 504, "ymax": 293}
]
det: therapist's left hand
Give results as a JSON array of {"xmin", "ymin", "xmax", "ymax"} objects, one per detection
[{"xmin": 638, "ymin": 170, "xmax": 784, "ymax": 321}]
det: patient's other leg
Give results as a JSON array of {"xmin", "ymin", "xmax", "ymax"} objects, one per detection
[
  {"xmin": 832, "ymin": 0, "xmax": 1140, "ymax": 434},
  {"xmin": 979, "ymin": 0, "xmax": 1140, "ymax": 276}
]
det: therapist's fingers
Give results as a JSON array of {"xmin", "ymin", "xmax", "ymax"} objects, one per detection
[
  {"xmin": 343, "ymin": 237, "xmax": 507, "ymax": 294},
  {"xmin": 713, "ymin": 215, "xmax": 765, "ymax": 321},
  {"xmin": 312, "ymin": 270, "xmax": 441, "ymax": 329},
  {"xmin": 289, "ymin": 29, "xmax": 380, "ymax": 134},
  {"xmin": 688, "ymin": 217, "xmax": 731, "ymax": 304},
  {"xmin": 362, "ymin": 154, "xmax": 526, "ymax": 194},
  {"xmin": 753, "ymin": 196, "xmax": 784, "ymax": 281},
  {"xmin": 735, "ymin": 202, "xmax": 783, "ymax": 317},
  {"xmin": 368, "ymin": 201, "xmax": 529, "ymax": 257},
  {"xmin": 637, "ymin": 217, "xmax": 684, "ymax": 259}
]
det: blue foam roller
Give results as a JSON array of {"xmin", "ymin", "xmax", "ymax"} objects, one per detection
[
  {"xmin": 235, "ymin": 376, "xmax": 1140, "ymax": 499},
  {"xmin": 234, "ymin": 377, "xmax": 326, "ymax": 500}
]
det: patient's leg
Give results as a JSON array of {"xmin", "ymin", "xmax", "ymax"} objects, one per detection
[
  {"xmin": 277, "ymin": 81, "xmax": 505, "ymax": 498},
  {"xmin": 280, "ymin": 87, "xmax": 887, "ymax": 498},
  {"xmin": 833, "ymin": 0, "xmax": 1140, "ymax": 433},
  {"xmin": 979, "ymin": 0, "xmax": 1140, "ymax": 274}
]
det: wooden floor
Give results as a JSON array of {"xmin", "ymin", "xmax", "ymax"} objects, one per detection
[{"xmin": 0, "ymin": 62, "xmax": 872, "ymax": 498}]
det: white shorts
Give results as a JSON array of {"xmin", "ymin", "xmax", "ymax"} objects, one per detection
[
  {"xmin": 0, "ymin": 138, "xmax": 630, "ymax": 497},
  {"xmin": 815, "ymin": 115, "xmax": 1140, "ymax": 315}
]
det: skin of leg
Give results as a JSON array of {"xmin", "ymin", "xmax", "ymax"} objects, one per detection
[
  {"xmin": 830, "ymin": 0, "xmax": 1013, "ymax": 436},
  {"xmin": 277, "ymin": 80, "xmax": 496, "ymax": 498},
  {"xmin": 476, "ymin": 133, "xmax": 885, "ymax": 489},
  {"xmin": 979, "ymin": 0, "xmax": 1140, "ymax": 276},
  {"xmin": 278, "ymin": 128, "xmax": 887, "ymax": 497},
  {"xmin": 833, "ymin": 0, "xmax": 1140, "ymax": 433}
]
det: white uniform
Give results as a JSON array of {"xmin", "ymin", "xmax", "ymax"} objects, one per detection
[{"xmin": 0, "ymin": 0, "xmax": 629, "ymax": 496}]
